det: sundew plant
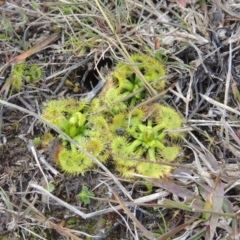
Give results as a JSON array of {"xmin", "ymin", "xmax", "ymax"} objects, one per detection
[{"xmin": 41, "ymin": 54, "xmax": 185, "ymax": 178}]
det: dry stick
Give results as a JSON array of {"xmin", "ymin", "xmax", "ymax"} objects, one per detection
[
  {"xmin": 221, "ymin": 34, "xmax": 233, "ymax": 145},
  {"xmin": 200, "ymin": 94, "xmax": 240, "ymax": 116},
  {"xmin": 38, "ymin": 154, "xmax": 61, "ymax": 176},
  {"xmin": 30, "ymin": 182, "xmax": 171, "ymax": 220},
  {"xmin": 0, "ymin": 99, "xmax": 132, "ymax": 201},
  {"xmin": 0, "ymin": 108, "xmax": 3, "ymax": 140},
  {"xmin": 188, "ymin": 40, "xmax": 208, "ymax": 73},
  {"xmin": 188, "ymin": 83, "xmax": 215, "ymax": 119},
  {"xmin": 45, "ymin": 55, "xmax": 94, "ymax": 82},
  {"xmin": 30, "ymin": 143, "xmax": 49, "ymax": 188},
  {"xmin": 29, "ymin": 183, "xmax": 87, "ymax": 219},
  {"xmin": 29, "ymin": 183, "xmax": 130, "ymax": 219}
]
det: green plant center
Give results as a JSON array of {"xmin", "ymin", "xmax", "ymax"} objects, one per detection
[{"xmin": 142, "ymin": 126, "xmax": 155, "ymax": 142}]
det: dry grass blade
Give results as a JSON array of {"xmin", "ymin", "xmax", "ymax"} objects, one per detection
[
  {"xmin": 94, "ymin": 0, "xmax": 157, "ymax": 97},
  {"xmin": 204, "ymin": 174, "xmax": 224, "ymax": 239},
  {"xmin": 23, "ymin": 198, "xmax": 83, "ymax": 240},
  {"xmin": 155, "ymin": 213, "xmax": 201, "ymax": 240},
  {"xmin": 0, "ymin": 66, "xmax": 16, "ymax": 94},
  {"xmin": 9, "ymin": 32, "xmax": 60, "ymax": 63},
  {"xmin": 158, "ymin": 198, "xmax": 235, "ymax": 218},
  {"xmin": 112, "ymin": 190, "xmax": 155, "ymax": 240},
  {"xmin": 219, "ymin": 1, "xmax": 240, "ymax": 19},
  {"xmin": 149, "ymin": 178, "xmax": 195, "ymax": 202},
  {"xmin": 222, "ymin": 199, "xmax": 238, "ymax": 237}
]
